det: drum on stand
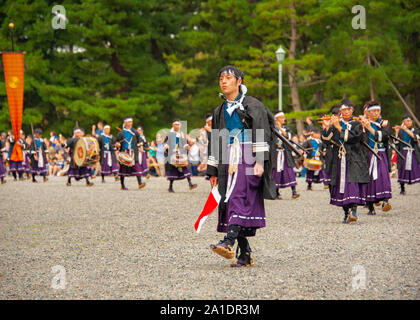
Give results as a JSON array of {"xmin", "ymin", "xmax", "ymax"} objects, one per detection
[{"xmin": 74, "ymin": 137, "xmax": 100, "ymax": 167}]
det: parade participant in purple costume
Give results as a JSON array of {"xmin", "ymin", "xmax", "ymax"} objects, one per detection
[
  {"xmin": 97, "ymin": 125, "xmax": 119, "ymax": 183},
  {"xmin": 114, "ymin": 118, "xmax": 146, "ymax": 190},
  {"xmin": 63, "ymin": 128, "xmax": 94, "ymax": 187},
  {"xmin": 0, "ymin": 138, "xmax": 7, "ymax": 184},
  {"xmin": 395, "ymin": 115, "xmax": 420, "ymax": 194},
  {"xmin": 207, "ymin": 65, "xmax": 276, "ymax": 268},
  {"xmin": 29, "ymin": 129, "xmax": 49, "ymax": 183},
  {"xmin": 164, "ymin": 119, "xmax": 197, "ymax": 192},
  {"xmin": 301, "ymin": 128, "xmax": 327, "ymax": 190},
  {"xmin": 22, "ymin": 132, "xmax": 32, "ymax": 179},
  {"xmin": 359, "ymin": 101, "xmax": 392, "ymax": 214},
  {"xmin": 7, "ymin": 133, "xmax": 26, "ymax": 181},
  {"xmin": 321, "ymin": 99, "xmax": 369, "ymax": 224},
  {"xmin": 136, "ymin": 126, "xmax": 150, "ymax": 180},
  {"xmin": 272, "ymin": 111, "xmax": 300, "ymax": 199}
]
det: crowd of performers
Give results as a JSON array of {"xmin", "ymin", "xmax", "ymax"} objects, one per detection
[{"xmin": 1, "ymin": 65, "xmax": 419, "ymax": 268}]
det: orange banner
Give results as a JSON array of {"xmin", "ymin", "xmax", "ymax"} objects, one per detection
[{"xmin": 2, "ymin": 52, "xmax": 24, "ymax": 162}]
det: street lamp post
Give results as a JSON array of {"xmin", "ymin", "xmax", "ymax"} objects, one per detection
[{"xmin": 276, "ymin": 46, "xmax": 286, "ymax": 111}]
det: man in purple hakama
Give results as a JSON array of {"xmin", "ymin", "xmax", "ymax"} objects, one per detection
[
  {"xmin": 395, "ymin": 115, "xmax": 420, "ymax": 194},
  {"xmin": 207, "ymin": 66, "xmax": 276, "ymax": 267},
  {"xmin": 164, "ymin": 119, "xmax": 197, "ymax": 193},
  {"xmin": 63, "ymin": 128, "xmax": 94, "ymax": 187},
  {"xmin": 360, "ymin": 101, "xmax": 392, "ymax": 214},
  {"xmin": 98, "ymin": 125, "xmax": 119, "ymax": 183},
  {"xmin": 29, "ymin": 129, "xmax": 49, "ymax": 183},
  {"xmin": 272, "ymin": 112, "xmax": 300, "ymax": 199},
  {"xmin": 115, "ymin": 118, "xmax": 146, "ymax": 190},
  {"xmin": 301, "ymin": 128, "xmax": 328, "ymax": 191},
  {"xmin": 136, "ymin": 126, "xmax": 150, "ymax": 180},
  {"xmin": 321, "ymin": 99, "xmax": 369, "ymax": 224}
]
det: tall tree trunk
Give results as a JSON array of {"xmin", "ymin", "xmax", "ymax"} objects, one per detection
[
  {"xmin": 367, "ymin": 54, "xmax": 376, "ymax": 100},
  {"xmin": 316, "ymin": 89, "xmax": 324, "ymax": 109},
  {"xmin": 288, "ymin": 2, "xmax": 304, "ymax": 135}
]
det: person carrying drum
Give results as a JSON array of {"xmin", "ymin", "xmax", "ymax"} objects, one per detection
[
  {"xmin": 272, "ymin": 111, "xmax": 300, "ymax": 199},
  {"xmin": 114, "ymin": 117, "xmax": 146, "ymax": 190},
  {"xmin": 98, "ymin": 125, "xmax": 119, "ymax": 183},
  {"xmin": 29, "ymin": 128, "xmax": 49, "ymax": 183},
  {"xmin": 301, "ymin": 127, "xmax": 327, "ymax": 190},
  {"xmin": 62, "ymin": 128, "xmax": 94, "ymax": 187},
  {"xmin": 321, "ymin": 99, "xmax": 369, "ymax": 224},
  {"xmin": 164, "ymin": 119, "xmax": 197, "ymax": 193}
]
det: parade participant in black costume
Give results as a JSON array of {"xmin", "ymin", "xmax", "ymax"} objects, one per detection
[
  {"xmin": 207, "ymin": 65, "xmax": 276, "ymax": 267},
  {"xmin": 62, "ymin": 128, "xmax": 94, "ymax": 187},
  {"xmin": 29, "ymin": 128, "xmax": 49, "ymax": 183},
  {"xmin": 115, "ymin": 118, "xmax": 146, "ymax": 190},
  {"xmin": 164, "ymin": 119, "xmax": 197, "ymax": 193},
  {"xmin": 395, "ymin": 115, "xmax": 420, "ymax": 194},
  {"xmin": 97, "ymin": 125, "xmax": 119, "ymax": 183},
  {"xmin": 321, "ymin": 99, "xmax": 369, "ymax": 224},
  {"xmin": 271, "ymin": 111, "xmax": 300, "ymax": 199}
]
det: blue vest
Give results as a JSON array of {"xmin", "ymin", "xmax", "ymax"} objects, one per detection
[
  {"xmin": 102, "ymin": 135, "xmax": 111, "ymax": 151},
  {"xmin": 122, "ymin": 129, "xmax": 134, "ymax": 151},
  {"xmin": 311, "ymin": 138, "xmax": 320, "ymax": 157},
  {"xmin": 224, "ymin": 97, "xmax": 250, "ymax": 144},
  {"xmin": 367, "ymin": 120, "xmax": 384, "ymax": 149}
]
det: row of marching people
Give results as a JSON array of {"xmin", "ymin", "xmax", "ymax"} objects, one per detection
[{"xmin": 271, "ymin": 99, "xmax": 420, "ymax": 223}]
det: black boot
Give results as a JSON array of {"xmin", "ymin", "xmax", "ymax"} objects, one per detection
[
  {"xmin": 343, "ymin": 206, "xmax": 350, "ymax": 223},
  {"xmin": 276, "ymin": 188, "xmax": 282, "ymax": 200},
  {"xmin": 231, "ymin": 236, "xmax": 254, "ymax": 267},
  {"xmin": 367, "ymin": 202, "xmax": 376, "ymax": 215},
  {"xmin": 307, "ymin": 182, "xmax": 312, "ymax": 191},
  {"xmin": 168, "ymin": 180, "xmax": 174, "ymax": 193},
  {"xmin": 400, "ymin": 183, "xmax": 406, "ymax": 195},
  {"xmin": 102, "ymin": 174, "xmax": 105, "ymax": 183},
  {"xmin": 32, "ymin": 174, "xmax": 37, "ymax": 183},
  {"xmin": 348, "ymin": 204, "xmax": 358, "ymax": 223},
  {"xmin": 12, "ymin": 171, "xmax": 17, "ymax": 181},
  {"xmin": 43, "ymin": 174, "xmax": 48, "ymax": 182},
  {"xmin": 67, "ymin": 177, "xmax": 71, "ymax": 186},
  {"xmin": 291, "ymin": 186, "xmax": 300, "ymax": 199},
  {"xmin": 120, "ymin": 177, "xmax": 127, "ymax": 190}
]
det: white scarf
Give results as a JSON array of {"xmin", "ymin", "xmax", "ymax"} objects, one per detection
[{"xmin": 225, "ymin": 84, "xmax": 247, "ymax": 116}]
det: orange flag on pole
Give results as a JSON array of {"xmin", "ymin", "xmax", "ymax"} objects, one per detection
[{"xmin": 2, "ymin": 52, "xmax": 24, "ymax": 162}]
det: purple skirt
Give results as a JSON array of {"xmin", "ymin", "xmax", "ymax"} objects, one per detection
[
  {"xmin": 9, "ymin": 160, "xmax": 26, "ymax": 172},
  {"xmin": 306, "ymin": 169, "xmax": 324, "ymax": 184},
  {"xmin": 23, "ymin": 152, "xmax": 30, "ymax": 172},
  {"xmin": 319, "ymin": 169, "xmax": 331, "ymax": 185},
  {"xmin": 68, "ymin": 166, "xmax": 91, "ymax": 180},
  {"xmin": 139, "ymin": 152, "xmax": 149, "ymax": 176},
  {"xmin": 119, "ymin": 161, "xmax": 143, "ymax": 177},
  {"xmin": 166, "ymin": 165, "xmax": 191, "ymax": 181},
  {"xmin": 0, "ymin": 160, "xmax": 5, "ymax": 178},
  {"xmin": 31, "ymin": 159, "xmax": 48, "ymax": 175},
  {"xmin": 101, "ymin": 152, "xmax": 119, "ymax": 175},
  {"xmin": 217, "ymin": 143, "xmax": 265, "ymax": 236},
  {"xmin": 272, "ymin": 149, "xmax": 297, "ymax": 188},
  {"xmin": 366, "ymin": 151, "xmax": 392, "ymax": 202},
  {"xmin": 398, "ymin": 149, "xmax": 420, "ymax": 185},
  {"xmin": 330, "ymin": 157, "xmax": 367, "ymax": 207}
]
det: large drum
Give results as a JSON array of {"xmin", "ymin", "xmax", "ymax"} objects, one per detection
[
  {"xmin": 304, "ymin": 158, "xmax": 323, "ymax": 171},
  {"xmin": 118, "ymin": 152, "xmax": 135, "ymax": 167},
  {"xmin": 74, "ymin": 137, "xmax": 100, "ymax": 167}
]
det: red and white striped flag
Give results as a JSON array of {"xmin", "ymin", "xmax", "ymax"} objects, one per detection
[{"xmin": 194, "ymin": 187, "xmax": 221, "ymax": 233}]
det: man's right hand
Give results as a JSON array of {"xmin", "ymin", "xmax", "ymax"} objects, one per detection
[{"xmin": 209, "ymin": 176, "xmax": 218, "ymax": 187}]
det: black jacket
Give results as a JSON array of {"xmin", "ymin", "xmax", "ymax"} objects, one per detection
[
  {"xmin": 275, "ymin": 125, "xmax": 297, "ymax": 168},
  {"xmin": 396, "ymin": 126, "xmax": 420, "ymax": 170},
  {"xmin": 29, "ymin": 139, "xmax": 48, "ymax": 168},
  {"xmin": 321, "ymin": 120, "xmax": 369, "ymax": 186},
  {"xmin": 206, "ymin": 95, "xmax": 277, "ymax": 208}
]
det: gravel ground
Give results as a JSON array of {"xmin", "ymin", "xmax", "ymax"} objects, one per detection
[{"xmin": 0, "ymin": 175, "xmax": 419, "ymax": 300}]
